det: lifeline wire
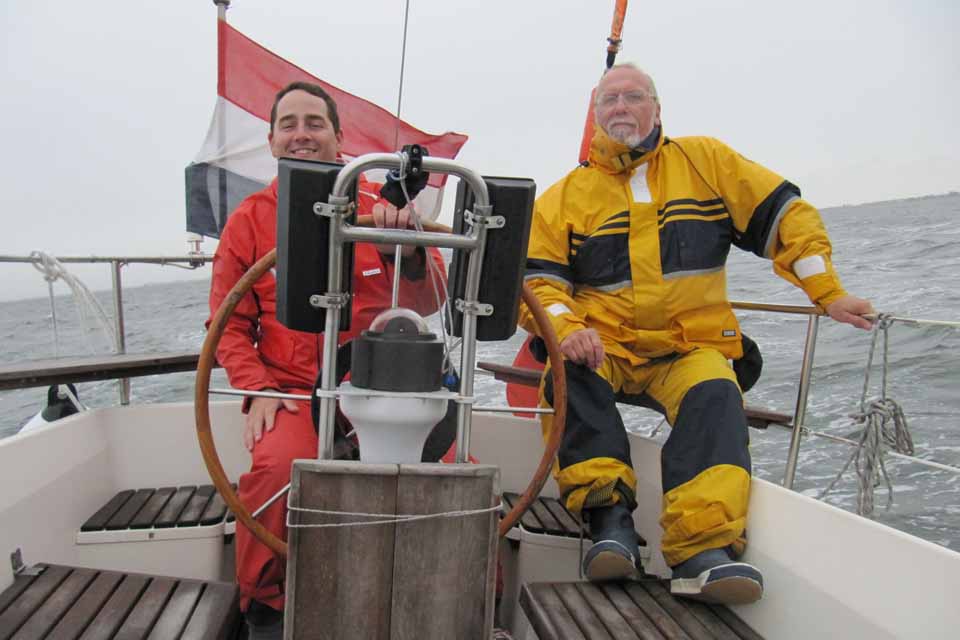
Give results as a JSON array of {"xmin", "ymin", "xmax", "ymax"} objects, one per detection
[{"xmin": 819, "ymin": 314, "xmax": 914, "ymax": 515}]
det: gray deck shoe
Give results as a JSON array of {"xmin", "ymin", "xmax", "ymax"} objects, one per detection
[
  {"xmin": 670, "ymin": 547, "xmax": 763, "ymax": 604},
  {"xmin": 582, "ymin": 503, "xmax": 641, "ymax": 581}
]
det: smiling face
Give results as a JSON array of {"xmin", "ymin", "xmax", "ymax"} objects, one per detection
[
  {"xmin": 595, "ymin": 66, "xmax": 661, "ymax": 148},
  {"xmin": 268, "ymin": 89, "xmax": 343, "ymax": 162}
]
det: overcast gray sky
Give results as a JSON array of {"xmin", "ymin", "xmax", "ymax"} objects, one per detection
[{"xmin": 1, "ymin": 0, "xmax": 957, "ymax": 302}]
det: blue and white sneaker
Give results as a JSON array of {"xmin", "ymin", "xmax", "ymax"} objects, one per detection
[{"xmin": 670, "ymin": 548, "xmax": 763, "ymax": 604}]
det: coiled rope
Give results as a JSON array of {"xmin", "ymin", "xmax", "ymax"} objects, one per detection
[
  {"xmin": 29, "ymin": 251, "xmax": 117, "ymax": 357},
  {"xmin": 820, "ymin": 314, "xmax": 913, "ymax": 515}
]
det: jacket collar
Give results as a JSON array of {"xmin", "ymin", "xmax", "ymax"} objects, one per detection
[{"xmin": 588, "ymin": 124, "xmax": 665, "ymax": 174}]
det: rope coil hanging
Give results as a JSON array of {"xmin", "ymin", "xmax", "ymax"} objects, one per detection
[
  {"xmin": 820, "ymin": 314, "xmax": 914, "ymax": 515},
  {"xmin": 30, "ymin": 251, "xmax": 117, "ymax": 357}
]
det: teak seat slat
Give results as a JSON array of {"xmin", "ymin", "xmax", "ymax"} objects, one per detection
[
  {"xmin": 619, "ymin": 582, "xmax": 692, "ymax": 639},
  {"xmin": 543, "ymin": 498, "xmax": 583, "ymax": 536},
  {"xmin": 529, "ymin": 499, "xmax": 566, "ymax": 536},
  {"xmin": 154, "ymin": 486, "xmax": 198, "ymax": 528},
  {"xmin": 81, "ymin": 490, "xmax": 135, "ymax": 532},
  {"xmin": 198, "ymin": 489, "xmax": 229, "ymax": 527},
  {"xmin": 600, "ymin": 582, "xmax": 682, "ymax": 639},
  {"xmin": 145, "ymin": 580, "xmax": 204, "ymax": 639},
  {"xmin": 502, "ymin": 492, "xmax": 585, "ymax": 537},
  {"xmin": 130, "ymin": 487, "xmax": 176, "ymax": 529},
  {"xmin": 502, "ymin": 492, "xmax": 545, "ymax": 533},
  {"xmin": 0, "ymin": 565, "xmax": 241, "ymax": 640},
  {"xmin": 0, "ymin": 564, "xmax": 72, "ymax": 640},
  {"xmin": 553, "ymin": 582, "xmax": 617, "ymax": 640},
  {"xmin": 521, "ymin": 581, "xmax": 762, "ymax": 640},
  {"xmin": 180, "ymin": 579, "xmax": 243, "ymax": 640},
  {"xmin": 520, "ymin": 583, "xmax": 588, "ymax": 640},
  {"xmin": 639, "ymin": 580, "xmax": 718, "ymax": 640},
  {"xmin": 106, "ymin": 489, "xmax": 155, "ymax": 530},
  {"xmin": 46, "ymin": 570, "xmax": 124, "ymax": 640},
  {"xmin": 12, "ymin": 568, "xmax": 98, "ymax": 638},
  {"xmin": 572, "ymin": 582, "xmax": 643, "ymax": 639},
  {"xmin": 79, "ymin": 574, "xmax": 151, "ymax": 639},
  {"xmin": 114, "ymin": 576, "xmax": 178, "ymax": 639},
  {"xmin": 177, "ymin": 485, "xmax": 216, "ymax": 527}
]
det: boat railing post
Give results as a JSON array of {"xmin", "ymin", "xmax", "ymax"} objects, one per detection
[
  {"xmin": 110, "ymin": 259, "xmax": 130, "ymax": 405},
  {"xmin": 453, "ymin": 200, "xmax": 490, "ymax": 463},
  {"xmin": 783, "ymin": 314, "xmax": 820, "ymax": 488},
  {"xmin": 316, "ymin": 194, "xmax": 348, "ymax": 461}
]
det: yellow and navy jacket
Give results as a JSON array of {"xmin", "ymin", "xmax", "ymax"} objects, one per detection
[{"xmin": 519, "ymin": 126, "xmax": 847, "ymax": 365}]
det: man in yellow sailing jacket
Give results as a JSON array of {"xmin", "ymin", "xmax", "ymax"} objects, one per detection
[{"xmin": 519, "ymin": 63, "xmax": 873, "ymax": 605}]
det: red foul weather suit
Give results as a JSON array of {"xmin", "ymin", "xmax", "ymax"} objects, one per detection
[{"xmin": 208, "ymin": 176, "xmax": 445, "ymax": 612}]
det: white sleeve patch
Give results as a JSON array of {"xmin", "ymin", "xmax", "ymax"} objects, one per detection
[
  {"xmin": 547, "ymin": 303, "xmax": 573, "ymax": 317},
  {"xmin": 793, "ymin": 255, "xmax": 827, "ymax": 279}
]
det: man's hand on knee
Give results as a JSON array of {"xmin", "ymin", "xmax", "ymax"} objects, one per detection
[
  {"xmin": 244, "ymin": 396, "xmax": 300, "ymax": 451},
  {"xmin": 561, "ymin": 328, "xmax": 605, "ymax": 370}
]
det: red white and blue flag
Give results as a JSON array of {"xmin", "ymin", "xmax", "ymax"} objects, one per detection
[{"xmin": 186, "ymin": 20, "xmax": 468, "ymax": 238}]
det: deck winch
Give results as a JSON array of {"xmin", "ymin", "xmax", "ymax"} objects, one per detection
[{"xmin": 339, "ymin": 308, "xmax": 449, "ymax": 463}]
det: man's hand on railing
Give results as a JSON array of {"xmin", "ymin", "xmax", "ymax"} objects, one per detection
[{"xmin": 826, "ymin": 295, "xmax": 876, "ymax": 330}]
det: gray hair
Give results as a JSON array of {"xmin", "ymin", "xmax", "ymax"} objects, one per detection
[{"xmin": 597, "ymin": 63, "xmax": 659, "ymax": 103}]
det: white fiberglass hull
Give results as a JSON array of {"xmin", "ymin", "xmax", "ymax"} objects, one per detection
[{"xmin": 1, "ymin": 401, "xmax": 958, "ymax": 638}]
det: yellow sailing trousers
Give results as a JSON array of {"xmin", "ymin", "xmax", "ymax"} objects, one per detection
[{"xmin": 541, "ymin": 348, "xmax": 751, "ymax": 566}]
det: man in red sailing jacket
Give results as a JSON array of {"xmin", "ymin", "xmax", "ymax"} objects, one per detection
[{"xmin": 207, "ymin": 81, "xmax": 446, "ymax": 634}]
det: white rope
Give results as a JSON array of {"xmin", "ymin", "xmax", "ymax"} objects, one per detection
[
  {"xmin": 400, "ymin": 174, "xmax": 461, "ymax": 377},
  {"xmin": 819, "ymin": 314, "xmax": 914, "ymax": 515},
  {"xmin": 286, "ymin": 502, "xmax": 502, "ymax": 529},
  {"xmin": 29, "ymin": 251, "xmax": 117, "ymax": 355}
]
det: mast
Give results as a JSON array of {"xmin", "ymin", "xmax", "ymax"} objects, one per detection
[
  {"xmin": 213, "ymin": 1, "xmax": 230, "ymax": 230},
  {"xmin": 579, "ymin": 0, "xmax": 630, "ymax": 163}
]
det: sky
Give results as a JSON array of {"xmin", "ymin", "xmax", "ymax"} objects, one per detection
[{"xmin": 1, "ymin": 0, "xmax": 957, "ymax": 302}]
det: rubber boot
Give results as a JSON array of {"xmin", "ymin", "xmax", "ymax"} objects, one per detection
[
  {"xmin": 244, "ymin": 600, "xmax": 283, "ymax": 640},
  {"xmin": 670, "ymin": 547, "xmax": 764, "ymax": 605},
  {"xmin": 582, "ymin": 503, "xmax": 641, "ymax": 581}
]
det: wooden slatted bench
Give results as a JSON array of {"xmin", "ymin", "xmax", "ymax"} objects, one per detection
[
  {"xmin": 520, "ymin": 580, "xmax": 763, "ymax": 640},
  {"xmin": 74, "ymin": 485, "xmax": 237, "ymax": 584},
  {"xmin": 0, "ymin": 564, "xmax": 240, "ymax": 640},
  {"xmin": 501, "ymin": 492, "xmax": 648, "ymax": 555},
  {"xmin": 78, "ymin": 485, "xmax": 236, "ymax": 544}
]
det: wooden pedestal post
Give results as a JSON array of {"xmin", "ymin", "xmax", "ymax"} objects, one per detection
[{"xmin": 285, "ymin": 460, "xmax": 500, "ymax": 639}]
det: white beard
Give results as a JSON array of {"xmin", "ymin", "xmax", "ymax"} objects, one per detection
[{"xmin": 608, "ymin": 129, "xmax": 645, "ymax": 148}]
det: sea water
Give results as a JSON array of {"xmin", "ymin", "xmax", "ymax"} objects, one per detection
[{"xmin": 1, "ymin": 193, "xmax": 958, "ymax": 551}]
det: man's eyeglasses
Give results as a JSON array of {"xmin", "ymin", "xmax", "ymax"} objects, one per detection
[{"xmin": 596, "ymin": 90, "xmax": 656, "ymax": 108}]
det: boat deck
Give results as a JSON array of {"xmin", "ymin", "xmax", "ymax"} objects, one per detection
[{"xmin": 521, "ymin": 580, "xmax": 762, "ymax": 640}]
